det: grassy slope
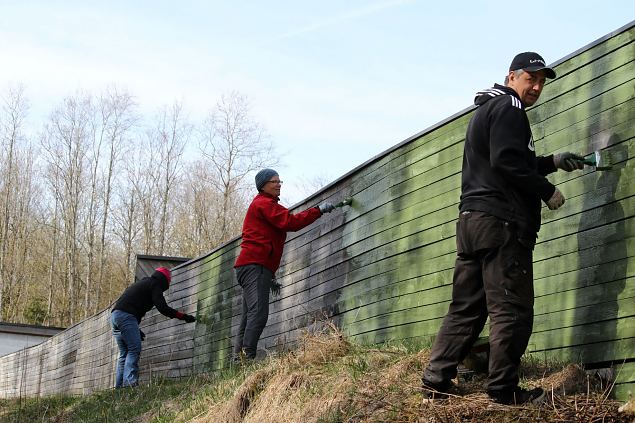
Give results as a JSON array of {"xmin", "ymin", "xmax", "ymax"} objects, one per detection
[{"xmin": 1, "ymin": 327, "xmax": 632, "ymax": 423}]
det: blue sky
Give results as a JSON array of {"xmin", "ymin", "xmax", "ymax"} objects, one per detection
[{"xmin": 0, "ymin": 1, "xmax": 631, "ymax": 204}]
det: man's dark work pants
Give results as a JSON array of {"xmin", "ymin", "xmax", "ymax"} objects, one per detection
[
  {"xmin": 423, "ymin": 211, "xmax": 535, "ymax": 392},
  {"xmin": 233, "ymin": 264, "xmax": 273, "ymax": 359}
]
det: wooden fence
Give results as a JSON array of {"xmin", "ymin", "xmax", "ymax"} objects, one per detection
[{"xmin": 0, "ymin": 21, "xmax": 632, "ymax": 400}]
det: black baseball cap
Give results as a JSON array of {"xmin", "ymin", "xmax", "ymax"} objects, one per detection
[{"xmin": 509, "ymin": 52, "xmax": 556, "ymax": 79}]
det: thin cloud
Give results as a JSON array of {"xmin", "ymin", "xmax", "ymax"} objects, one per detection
[{"xmin": 269, "ymin": 0, "xmax": 415, "ymax": 42}]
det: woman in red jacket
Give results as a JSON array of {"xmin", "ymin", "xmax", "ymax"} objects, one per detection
[{"xmin": 232, "ymin": 168, "xmax": 335, "ymax": 361}]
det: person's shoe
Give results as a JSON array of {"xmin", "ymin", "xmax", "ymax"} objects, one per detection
[
  {"xmin": 488, "ymin": 386, "xmax": 546, "ymax": 405},
  {"xmin": 421, "ymin": 379, "xmax": 457, "ymax": 403}
]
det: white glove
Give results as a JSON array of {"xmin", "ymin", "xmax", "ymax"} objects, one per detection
[
  {"xmin": 546, "ymin": 188, "xmax": 565, "ymax": 210},
  {"xmin": 318, "ymin": 202, "xmax": 335, "ymax": 214}
]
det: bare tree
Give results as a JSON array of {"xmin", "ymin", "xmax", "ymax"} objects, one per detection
[
  {"xmin": 93, "ymin": 87, "xmax": 137, "ymax": 312},
  {"xmin": 0, "ymin": 86, "xmax": 285, "ymax": 326},
  {"xmin": 132, "ymin": 135, "xmax": 160, "ymax": 254},
  {"xmin": 41, "ymin": 93, "xmax": 92, "ymax": 324},
  {"xmin": 9, "ymin": 146, "xmax": 38, "ymax": 321},
  {"xmin": 83, "ymin": 95, "xmax": 101, "ymax": 318},
  {"xmin": 200, "ymin": 91, "xmax": 277, "ymax": 244},
  {"xmin": 0, "ymin": 84, "xmax": 30, "ymax": 320},
  {"xmin": 111, "ymin": 148, "xmax": 144, "ymax": 291},
  {"xmin": 113, "ymin": 187, "xmax": 139, "ymax": 288},
  {"xmin": 45, "ymin": 193, "xmax": 61, "ymax": 325},
  {"xmin": 148, "ymin": 102, "xmax": 189, "ymax": 255},
  {"xmin": 170, "ymin": 159, "xmax": 225, "ymax": 256}
]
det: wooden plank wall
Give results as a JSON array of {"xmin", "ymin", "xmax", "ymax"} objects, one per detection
[
  {"xmin": 0, "ymin": 257, "xmax": 193, "ymax": 397},
  {"xmin": 523, "ymin": 27, "xmax": 634, "ymax": 399},
  {"xmin": 0, "ymin": 21, "xmax": 632, "ymax": 400},
  {"xmin": 193, "ymin": 21, "xmax": 635, "ymax": 399},
  {"xmin": 0, "ymin": 308, "xmax": 116, "ymax": 397}
]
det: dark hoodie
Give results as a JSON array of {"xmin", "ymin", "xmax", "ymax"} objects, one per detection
[
  {"xmin": 460, "ymin": 84, "xmax": 557, "ymax": 236},
  {"xmin": 112, "ymin": 270, "xmax": 183, "ymax": 322}
]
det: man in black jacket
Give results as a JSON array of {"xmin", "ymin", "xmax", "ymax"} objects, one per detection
[
  {"xmin": 421, "ymin": 52, "xmax": 584, "ymax": 405},
  {"xmin": 111, "ymin": 267, "xmax": 195, "ymax": 388}
]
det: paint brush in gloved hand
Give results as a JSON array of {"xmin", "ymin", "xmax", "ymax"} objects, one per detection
[{"xmin": 578, "ymin": 151, "xmax": 613, "ymax": 171}]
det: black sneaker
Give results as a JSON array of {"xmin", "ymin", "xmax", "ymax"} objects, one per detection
[
  {"xmin": 421, "ymin": 379, "xmax": 456, "ymax": 402},
  {"xmin": 488, "ymin": 387, "xmax": 546, "ymax": 405}
]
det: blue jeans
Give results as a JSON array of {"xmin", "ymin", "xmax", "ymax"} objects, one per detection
[{"xmin": 111, "ymin": 310, "xmax": 142, "ymax": 388}]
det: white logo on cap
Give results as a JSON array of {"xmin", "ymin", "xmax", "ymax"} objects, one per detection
[{"xmin": 529, "ymin": 59, "xmax": 545, "ymax": 65}]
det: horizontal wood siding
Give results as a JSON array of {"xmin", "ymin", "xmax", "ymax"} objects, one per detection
[
  {"xmin": 0, "ymin": 22, "xmax": 632, "ymax": 400},
  {"xmin": 0, "ymin": 309, "xmax": 116, "ymax": 397}
]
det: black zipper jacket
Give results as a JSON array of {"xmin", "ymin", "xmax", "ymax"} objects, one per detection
[
  {"xmin": 459, "ymin": 84, "xmax": 557, "ymax": 236},
  {"xmin": 112, "ymin": 270, "xmax": 181, "ymax": 323}
]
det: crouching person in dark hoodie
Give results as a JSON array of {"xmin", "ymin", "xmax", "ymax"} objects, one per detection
[{"xmin": 111, "ymin": 267, "xmax": 196, "ymax": 388}]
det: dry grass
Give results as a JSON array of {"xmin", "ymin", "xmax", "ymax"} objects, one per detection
[
  {"xmin": 182, "ymin": 324, "xmax": 633, "ymax": 423},
  {"xmin": 5, "ymin": 325, "xmax": 631, "ymax": 422},
  {"xmin": 188, "ymin": 323, "xmax": 355, "ymax": 423}
]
